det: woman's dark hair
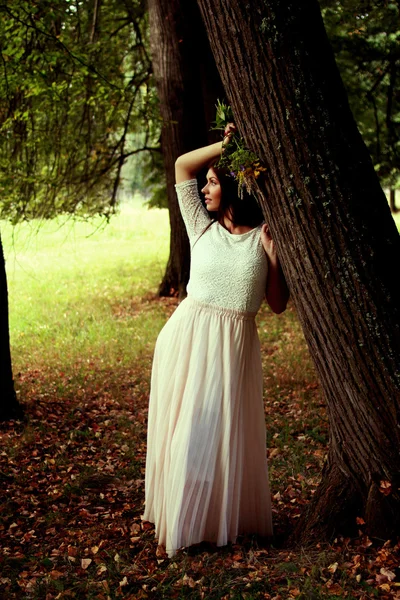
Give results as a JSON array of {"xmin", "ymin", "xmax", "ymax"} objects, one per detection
[{"xmin": 211, "ymin": 166, "xmax": 264, "ymax": 229}]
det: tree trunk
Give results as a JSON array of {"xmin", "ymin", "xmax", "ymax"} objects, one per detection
[
  {"xmin": 196, "ymin": 0, "xmax": 400, "ymax": 542},
  {"xmin": 148, "ymin": 0, "xmax": 224, "ymax": 297},
  {"xmin": 390, "ymin": 189, "xmax": 397, "ymax": 213},
  {"xmin": 0, "ymin": 232, "xmax": 23, "ymax": 421}
]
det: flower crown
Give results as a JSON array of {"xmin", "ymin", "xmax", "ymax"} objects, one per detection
[{"xmin": 212, "ymin": 100, "xmax": 266, "ymax": 198}]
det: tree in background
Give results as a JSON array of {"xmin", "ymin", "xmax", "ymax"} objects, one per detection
[
  {"xmin": 0, "ymin": 239, "xmax": 22, "ymax": 420},
  {"xmin": 0, "ymin": 0, "xmax": 155, "ymax": 418},
  {"xmin": 0, "ymin": 0, "xmax": 221, "ymax": 415},
  {"xmin": 147, "ymin": 0, "xmax": 224, "ymax": 297},
  {"xmin": 0, "ymin": 0, "xmax": 155, "ymax": 222},
  {"xmin": 321, "ymin": 0, "xmax": 400, "ymax": 210},
  {"xmin": 196, "ymin": 0, "xmax": 400, "ymax": 542}
]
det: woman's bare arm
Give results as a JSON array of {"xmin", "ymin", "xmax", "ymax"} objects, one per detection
[
  {"xmin": 265, "ymin": 259, "xmax": 290, "ymax": 314},
  {"xmin": 175, "ymin": 142, "xmax": 223, "ymax": 184},
  {"xmin": 261, "ymin": 224, "xmax": 290, "ymax": 314},
  {"xmin": 175, "ymin": 125, "xmax": 235, "ymax": 184}
]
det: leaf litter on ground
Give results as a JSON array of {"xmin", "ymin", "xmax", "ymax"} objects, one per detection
[{"xmin": 1, "ymin": 300, "xmax": 399, "ymax": 599}]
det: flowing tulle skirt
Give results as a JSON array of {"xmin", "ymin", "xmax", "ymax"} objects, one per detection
[{"xmin": 142, "ymin": 296, "xmax": 273, "ymax": 557}]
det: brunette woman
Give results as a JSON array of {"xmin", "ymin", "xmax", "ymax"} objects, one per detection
[{"xmin": 142, "ymin": 127, "xmax": 289, "ymax": 557}]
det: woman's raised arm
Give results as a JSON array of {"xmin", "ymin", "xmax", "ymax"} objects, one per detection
[
  {"xmin": 175, "ymin": 125, "xmax": 235, "ymax": 184},
  {"xmin": 175, "ymin": 142, "xmax": 223, "ymax": 184}
]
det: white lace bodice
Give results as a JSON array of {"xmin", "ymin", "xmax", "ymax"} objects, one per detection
[{"xmin": 176, "ymin": 179, "xmax": 268, "ymax": 313}]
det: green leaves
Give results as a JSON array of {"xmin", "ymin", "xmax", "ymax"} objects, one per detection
[
  {"xmin": 0, "ymin": 0, "xmax": 155, "ymax": 222},
  {"xmin": 213, "ymin": 98, "xmax": 234, "ymax": 130},
  {"xmin": 212, "ymin": 100, "xmax": 266, "ymax": 197},
  {"xmin": 321, "ymin": 0, "xmax": 400, "ymax": 188}
]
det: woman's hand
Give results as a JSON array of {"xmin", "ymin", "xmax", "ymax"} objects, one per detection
[
  {"xmin": 223, "ymin": 122, "xmax": 236, "ymax": 145},
  {"xmin": 261, "ymin": 223, "xmax": 278, "ymax": 265},
  {"xmin": 261, "ymin": 223, "xmax": 290, "ymax": 314}
]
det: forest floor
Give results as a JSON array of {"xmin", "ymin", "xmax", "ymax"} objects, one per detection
[{"xmin": 1, "ymin": 206, "xmax": 399, "ymax": 599}]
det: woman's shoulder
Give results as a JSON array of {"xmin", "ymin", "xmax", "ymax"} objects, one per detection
[{"xmin": 175, "ymin": 178, "xmax": 197, "ymax": 191}]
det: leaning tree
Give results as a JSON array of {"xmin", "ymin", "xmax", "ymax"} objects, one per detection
[{"xmin": 196, "ymin": 0, "xmax": 400, "ymax": 542}]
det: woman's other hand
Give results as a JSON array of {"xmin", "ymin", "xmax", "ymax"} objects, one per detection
[
  {"xmin": 261, "ymin": 224, "xmax": 277, "ymax": 265},
  {"xmin": 261, "ymin": 223, "xmax": 290, "ymax": 314}
]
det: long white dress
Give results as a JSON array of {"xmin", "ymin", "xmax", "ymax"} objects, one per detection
[{"xmin": 142, "ymin": 179, "xmax": 273, "ymax": 557}]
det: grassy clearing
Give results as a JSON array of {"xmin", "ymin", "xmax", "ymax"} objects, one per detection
[
  {"xmin": 0, "ymin": 204, "xmax": 399, "ymax": 599},
  {"xmin": 2, "ymin": 200, "xmax": 170, "ymax": 372}
]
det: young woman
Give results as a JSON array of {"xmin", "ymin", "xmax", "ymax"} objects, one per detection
[{"xmin": 142, "ymin": 126, "xmax": 289, "ymax": 557}]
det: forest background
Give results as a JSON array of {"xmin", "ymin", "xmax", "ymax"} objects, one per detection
[{"xmin": 0, "ymin": 0, "xmax": 400, "ymax": 598}]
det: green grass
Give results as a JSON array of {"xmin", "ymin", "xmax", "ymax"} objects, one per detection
[
  {"xmin": 392, "ymin": 210, "xmax": 400, "ymax": 229},
  {"xmin": 2, "ymin": 200, "xmax": 170, "ymax": 371},
  {"xmin": 3, "ymin": 200, "xmax": 399, "ymax": 376}
]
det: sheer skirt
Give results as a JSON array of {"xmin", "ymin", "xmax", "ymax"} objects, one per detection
[{"xmin": 142, "ymin": 296, "xmax": 273, "ymax": 557}]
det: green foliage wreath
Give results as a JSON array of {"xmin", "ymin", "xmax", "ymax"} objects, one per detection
[{"xmin": 212, "ymin": 100, "xmax": 266, "ymax": 198}]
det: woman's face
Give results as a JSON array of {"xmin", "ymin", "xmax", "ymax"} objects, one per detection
[{"xmin": 201, "ymin": 168, "xmax": 221, "ymax": 211}]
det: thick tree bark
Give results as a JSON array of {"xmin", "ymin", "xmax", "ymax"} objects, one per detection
[
  {"xmin": 0, "ymin": 233, "xmax": 23, "ymax": 421},
  {"xmin": 148, "ymin": 0, "xmax": 224, "ymax": 297},
  {"xmin": 197, "ymin": 0, "xmax": 400, "ymax": 542}
]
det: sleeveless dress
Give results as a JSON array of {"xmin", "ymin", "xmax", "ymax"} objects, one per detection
[{"xmin": 142, "ymin": 179, "xmax": 273, "ymax": 557}]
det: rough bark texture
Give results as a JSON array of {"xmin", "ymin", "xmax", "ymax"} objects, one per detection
[
  {"xmin": 148, "ymin": 0, "xmax": 224, "ymax": 297},
  {"xmin": 0, "ymin": 233, "xmax": 23, "ymax": 421},
  {"xmin": 196, "ymin": 0, "xmax": 400, "ymax": 543}
]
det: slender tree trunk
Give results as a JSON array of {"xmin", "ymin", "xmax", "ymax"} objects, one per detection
[
  {"xmin": 197, "ymin": 0, "xmax": 400, "ymax": 542},
  {"xmin": 0, "ymin": 233, "xmax": 23, "ymax": 421},
  {"xmin": 148, "ymin": 0, "xmax": 224, "ymax": 297},
  {"xmin": 390, "ymin": 189, "xmax": 397, "ymax": 212}
]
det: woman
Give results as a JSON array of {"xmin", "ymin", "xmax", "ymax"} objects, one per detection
[{"xmin": 142, "ymin": 126, "xmax": 289, "ymax": 557}]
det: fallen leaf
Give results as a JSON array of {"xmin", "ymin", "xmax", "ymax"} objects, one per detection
[
  {"xmin": 49, "ymin": 570, "xmax": 63, "ymax": 580},
  {"xmin": 326, "ymin": 582, "xmax": 343, "ymax": 594},
  {"xmin": 327, "ymin": 562, "xmax": 338, "ymax": 573},
  {"xmin": 81, "ymin": 558, "xmax": 92, "ymax": 569},
  {"xmin": 181, "ymin": 574, "xmax": 196, "ymax": 588},
  {"xmin": 380, "ymin": 568, "xmax": 396, "ymax": 581}
]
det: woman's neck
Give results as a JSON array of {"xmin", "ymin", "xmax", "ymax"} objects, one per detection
[{"xmin": 222, "ymin": 215, "xmax": 253, "ymax": 234}]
